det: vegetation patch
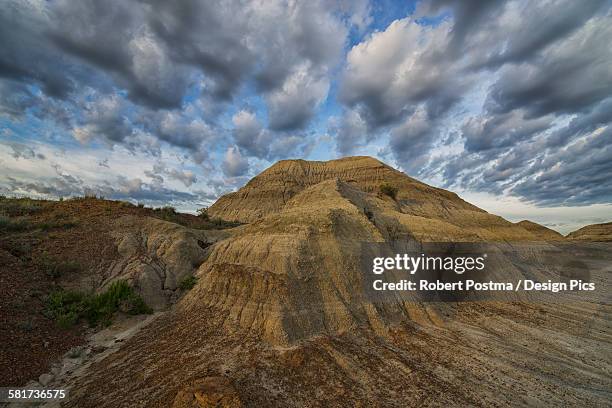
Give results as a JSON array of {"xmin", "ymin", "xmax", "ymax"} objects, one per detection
[
  {"xmin": 0, "ymin": 197, "xmax": 44, "ymax": 216},
  {"xmin": 45, "ymin": 280, "xmax": 152, "ymax": 328},
  {"xmin": 37, "ymin": 256, "xmax": 82, "ymax": 279},
  {"xmin": 0, "ymin": 216, "xmax": 32, "ymax": 232},
  {"xmin": 379, "ymin": 183, "xmax": 399, "ymax": 200},
  {"xmin": 179, "ymin": 275, "xmax": 198, "ymax": 290},
  {"xmin": 38, "ymin": 220, "xmax": 78, "ymax": 232},
  {"xmin": 197, "ymin": 207, "xmax": 210, "ymax": 220}
]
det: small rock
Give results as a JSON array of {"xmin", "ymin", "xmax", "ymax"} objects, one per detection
[
  {"xmin": 39, "ymin": 373, "xmax": 54, "ymax": 386},
  {"xmin": 172, "ymin": 376, "xmax": 241, "ymax": 408}
]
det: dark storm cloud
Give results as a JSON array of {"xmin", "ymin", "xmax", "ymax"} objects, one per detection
[
  {"xmin": 231, "ymin": 110, "xmax": 315, "ymax": 161},
  {"xmin": 546, "ymin": 98, "xmax": 612, "ymax": 148},
  {"xmin": 0, "ymin": 2, "xmax": 76, "ymax": 99},
  {"xmin": 144, "ymin": 162, "xmax": 197, "ymax": 188},
  {"xmin": 440, "ymin": 7, "xmax": 612, "ymax": 206},
  {"xmin": 486, "ymin": 15, "xmax": 612, "ymax": 118},
  {"xmin": 420, "ymin": 0, "xmax": 607, "ymax": 68},
  {"xmin": 462, "ymin": 110, "xmax": 554, "ymax": 153},
  {"xmin": 330, "ymin": 109, "xmax": 369, "ymax": 156},
  {"xmin": 417, "ymin": 0, "xmax": 504, "ymax": 49},
  {"xmin": 389, "ymin": 108, "xmax": 439, "ymax": 175}
]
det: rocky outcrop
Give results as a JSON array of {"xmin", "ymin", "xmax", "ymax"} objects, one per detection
[
  {"xmin": 567, "ymin": 222, "xmax": 612, "ymax": 241},
  {"xmin": 209, "ymin": 156, "xmax": 481, "ymax": 223},
  {"xmin": 58, "ymin": 158, "xmax": 612, "ymax": 408},
  {"xmin": 186, "ymin": 178, "xmax": 556, "ymax": 345},
  {"xmin": 515, "ymin": 220, "xmax": 565, "ymax": 241},
  {"xmin": 103, "ymin": 216, "xmax": 230, "ymax": 309},
  {"xmin": 209, "ymin": 156, "xmax": 538, "ymax": 241}
]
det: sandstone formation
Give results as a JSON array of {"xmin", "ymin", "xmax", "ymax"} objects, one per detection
[
  {"xmin": 103, "ymin": 216, "xmax": 230, "ymax": 309},
  {"xmin": 210, "ymin": 156, "xmax": 539, "ymax": 242},
  {"xmin": 57, "ymin": 157, "xmax": 611, "ymax": 407},
  {"xmin": 515, "ymin": 220, "xmax": 565, "ymax": 241},
  {"xmin": 567, "ymin": 222, "xmax": 612, "ymax": 241}
]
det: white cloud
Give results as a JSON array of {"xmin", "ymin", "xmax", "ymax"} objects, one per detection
[{"xmin": 222, "ymin": 145, "xmax": 249, "ymax": 177}]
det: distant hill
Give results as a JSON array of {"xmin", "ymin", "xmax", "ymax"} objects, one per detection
[
  {"xmin": 515, "ymin": 220, "xmax": 565, "ymax": 241},
  {"xmin": 566, "ymin": 222, "xmax": 612, "ymax": 241}
]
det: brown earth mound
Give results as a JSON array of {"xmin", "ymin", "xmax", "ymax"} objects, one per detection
[
  {"xmin": 567, "ymin": 222, "xmax": 612, "ymax": 241},
  {"xmin": 57, "ymin": 158, "xmax": 611, "ymax": 407},
  {"xmin": 515, "ymin": 220, "xmax": 565, "ymax": 241},
  {"xmin": 210, "ymin": 156, "xmax": 538, "ymax": 241}
]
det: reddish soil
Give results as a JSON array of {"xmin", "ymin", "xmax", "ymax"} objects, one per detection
[{"xmin": 0, "ymin": 197, "xmax": 216, "ymax": 387}]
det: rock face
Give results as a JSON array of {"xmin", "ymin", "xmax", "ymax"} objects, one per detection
[
  {"xmin": 103, "ymin": 216, "xmax": 229, "ymax": 309},
  {"xmin": 210, "ymin": 156, "xmax": 537, "ymax": 241},
  {"xmin": 59, "ymin": 157, "xmax": 612, "ymax": 408},
  {"xmin": 567, "ymin": 222, "xmax": 612, "ymax": 241},
  {"xmin": 185, "ymin": 158, "xmax": 545, "ymax": 344},
  {"xmin": 515, "ymin": 220, "xmax": 565, "ymax": 241}
]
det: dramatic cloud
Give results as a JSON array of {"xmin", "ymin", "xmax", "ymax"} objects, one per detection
[
  {"xmin": 231, "ymin": 110, "xmax": 313, "ymax": 160},
  {"xmin": 1, "ymin": 0, "xmax": 611, "ymax": 223},
  {"xmin": 222, "ymin": 146, "xmax": 249, "ymax": 177},
  {"xmin": 340, "ymin": 17, "xmax": 465, "ymax": 127},
  {"xmin": 330, "ymin": 109, "xmax": 368, "ymax": 156}
]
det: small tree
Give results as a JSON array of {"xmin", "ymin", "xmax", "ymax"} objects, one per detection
[
  {"xmin": 197, "ymin": 207, "xmax": 210, "ymax": 220},
  {"xmin": 380, "ymin": 183, "xmax": 398, "ymax": 200}
]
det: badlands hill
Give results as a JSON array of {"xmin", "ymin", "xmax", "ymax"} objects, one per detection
[
  {"xmin": 210, "ymin": 156, "xmax": 538, "ymax": 242},
  {"xmin": 515, "ymin": 220, "xmax": 565, "ymax": 241},
  {"xmin": 567, "ymin": 221, "xmax": 612, "ymax": 241},
  {"xmin": 53, "ymin": 157, "xmax": 611, "ymax": 407}
]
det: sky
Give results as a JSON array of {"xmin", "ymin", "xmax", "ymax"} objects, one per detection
[{"xmin": 0, "ymin": 0, "xmax": 611, "ymax": 234}]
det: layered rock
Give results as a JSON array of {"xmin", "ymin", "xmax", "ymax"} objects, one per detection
[
  {"xmin": 515, "ymin": 220, "xmax": 565, "ymax": 241},
  {"xmin": 103, "ymin": 216, "xmax": 229, "ymax": 309},
  {"xmin": 567, "ymin": 222, "xmax": 612, "ymax": 241},
  {"xmin": 58, "ymin": 158, "xmax": 612, "ymax": 407},
  {"xmin": 210, "ymin": 156, "xmax": 538, "ymax": 241}
]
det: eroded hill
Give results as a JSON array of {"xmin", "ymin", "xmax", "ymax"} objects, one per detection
[
  {"xmin": 0, "ymin": 197, "xmax": 230, "ymax": 386},
  {"xmin": 210, "ymin": 156, "xmax": 540, "ymax": 241},
  {"xmin": 567, "ymin": 221, "xmax": 612, "ymax": 241},
  {"xmin": 53, "ymin": 157, "xmax": 611, "ymax": 407}
]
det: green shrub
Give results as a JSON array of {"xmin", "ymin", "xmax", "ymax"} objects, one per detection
[
  {"xmin": 45, "ymin": 280, "xmax": 152, "ymax": 328},
  {"xmin": 0, "ymin": 199, "xmax": 43, "ymax": 216},
  {"xmin": 45, "ymin": 290, "xmax": 87, "ymax": 328},
  {"xmin": 379, "ymin": 183, "xmax": 398, "ymax": 200},
  {"xmin": 38, "ymin": 220, "xmax": 78, "ymax": 232},
  {"xmin": 0, "ymin": 216, "xmax": 32, "ymax": 232},
  {"xmin": 196, "ymin": 207, "xmax": 209, "ymax": 220},
  {"xmin": 209, "ymin": 217, "xmax": 241, "ymax": 229},
  {"xmin": 179, "ymin": 275, "xmax": 198, "ymax": 290}
]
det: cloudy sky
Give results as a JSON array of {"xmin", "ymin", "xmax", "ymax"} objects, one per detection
[{"xmin": 1, "ymin": 0, "xmax": 611, "ymax": 234}]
